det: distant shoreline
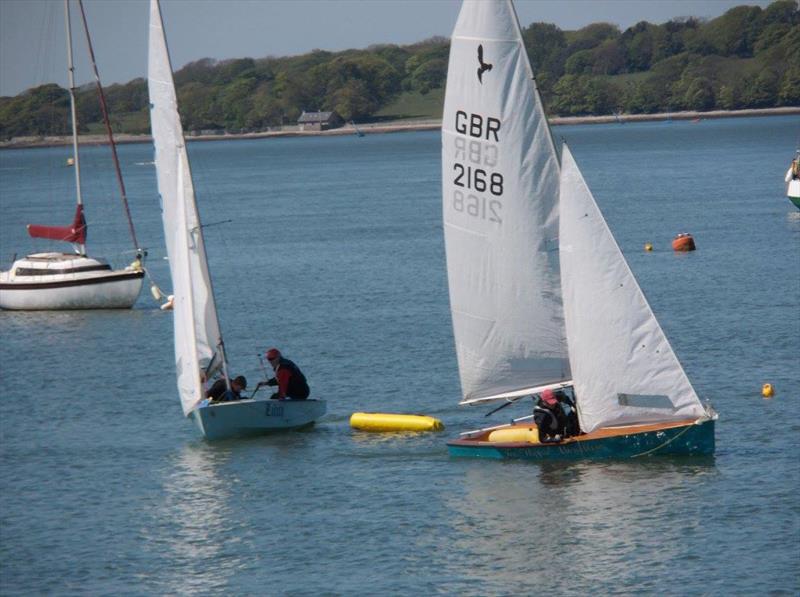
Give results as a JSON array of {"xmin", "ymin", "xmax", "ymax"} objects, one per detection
[{"xmin": 2, "ymin": 106, "xmax": 797, "ymax": 150}]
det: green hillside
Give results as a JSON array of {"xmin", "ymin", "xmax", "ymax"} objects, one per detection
[{"xmin": 1, "ymin": 0, "xmax": 797, "ymax": 138}]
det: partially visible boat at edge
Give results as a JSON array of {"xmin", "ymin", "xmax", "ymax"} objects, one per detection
[
  {"xmin": 786, "ymin": 150, "xmax": 800, "ymax": 209},
  {"xmin": 147, "ymin": 0, "xmax": 325, "ymax": 440},
  {"xmin": 0, "ymin": 0, "xmax": 144, "ymax": 311},
  {"xmin": 442, "ymin": 0, "xmax": 716, "ymax": 460}
]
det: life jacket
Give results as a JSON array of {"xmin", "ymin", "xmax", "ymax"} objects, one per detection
[
  {"xmin": 533, "ymin": 405, "xmax": 561, "ymax": 436},
  {"xmin": 278, "ymin": 358, "xmax": 310, "ymax": 399}
]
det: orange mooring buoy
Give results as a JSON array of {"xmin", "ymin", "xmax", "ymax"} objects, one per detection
[{"xmin": 672, "ymin": 233, "xmax": 696, "ymax": 252}]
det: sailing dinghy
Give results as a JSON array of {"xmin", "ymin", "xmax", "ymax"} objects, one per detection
[
  {"xmin": 0, "ymin": 0, "xmax": 145, "ymax": 311},
  {"xmin": 786, "ymin": 151, "xmax": 800, "ymax": 210},
  {"xmin": 148, "ymin": 0, "xmax": 325, "ymax": 440},
  {"xmin": 443, "ymin": 0, "xmax": 716, "ymax": 459}
]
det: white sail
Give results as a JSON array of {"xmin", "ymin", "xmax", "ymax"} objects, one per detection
[
  {"xmin": 148, "ymin": 0, "xmax": 225, "ymax": 415},
  {"xmin": 442, "ymin": 0, "xmax": 570, "ymax": 404},
  {"xmin": 559, "ymin": 144, "xmax": 706, "ymax": 432}
]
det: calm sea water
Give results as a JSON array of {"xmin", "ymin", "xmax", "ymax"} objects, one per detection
[{"xmin": 1, "ymin": 116, "xmax": 798, "ymax": 595}]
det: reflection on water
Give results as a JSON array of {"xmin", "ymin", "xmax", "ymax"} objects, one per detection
[
  {"xmin": 445, "ymin": 459, "xmax": 717, "ymax": 594},
  {"xmin": 146, "ymin": 444, "xmax": 241, "ymax": 594}
]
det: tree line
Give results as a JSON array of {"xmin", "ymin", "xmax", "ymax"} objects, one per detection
[{"xmin": 1, "ymin": 0, "xmax": 797, "ymax": 139}]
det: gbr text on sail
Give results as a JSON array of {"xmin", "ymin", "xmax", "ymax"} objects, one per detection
[{"xmin": 451, "ymin": 110, "xmax": 504, "ymax": 224}]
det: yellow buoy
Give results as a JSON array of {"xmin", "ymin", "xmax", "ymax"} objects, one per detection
[
  {"xmin": 644, "ymin": 242, "xmax": 653, "ymax": 252},
  {"xmin": 762, "ymin": 383, "xmax": 774, "ymax": 398},
  {"xmin": 349, "ymin": 412, "xmax": 444, "ymax": 432},
  {"xmin": 487, "ymin": 426, "xmax": 539, "ymax": 444}
]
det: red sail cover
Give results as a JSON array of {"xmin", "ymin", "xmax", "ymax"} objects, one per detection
[{"xmin": 27, "ymin": 204, "xmax": 87, "ymax": 244}]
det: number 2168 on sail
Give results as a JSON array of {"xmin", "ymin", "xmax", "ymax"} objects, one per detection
[{"xmin": 452, "ymin": 164, "xmax": 503, "ymax": 224}]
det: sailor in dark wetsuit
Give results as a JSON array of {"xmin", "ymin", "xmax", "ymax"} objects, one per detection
[
  {"xmin": 262, "ymin": 347, "xmax": 310, "ymax": 400},
  {"xmin": 206, "ymin": 375, "xmax": 247, "ymax": 403},
  {"xmin": 534, "ymin": 389, "xmax": 568, "ymax": 442}
]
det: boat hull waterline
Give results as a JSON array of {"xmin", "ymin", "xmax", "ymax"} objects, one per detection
[
  {"xmin": 0, "ymin": 270, "xmax": 144, "ymax": 310},
  {"xmin": 191, "ymin": 399, "xmax": 327, "ymax": 440},
  {"xmin": 447, "ymin": 418, "xmax": 715, "ymax": 460}
]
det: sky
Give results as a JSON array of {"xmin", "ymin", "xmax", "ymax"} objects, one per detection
[{"xmin": 0, "ymin": 0, "xmax": 774, "ymax": 97}]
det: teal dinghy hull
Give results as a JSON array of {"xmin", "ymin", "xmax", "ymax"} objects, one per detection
[{"xmin": 447, "ymin": 418, "xmax": 715, "ymax": 460}]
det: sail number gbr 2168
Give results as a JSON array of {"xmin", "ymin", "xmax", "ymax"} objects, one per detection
[{"xmin": 452, "ymin": 110, "xmax": 503, "ymax": 224}]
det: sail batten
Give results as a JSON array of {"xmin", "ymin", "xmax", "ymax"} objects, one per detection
[
  {"xmin": 442, "ymin": 0, "xmax": 570, "ymax": 403},
  {"xmin": 148, "ymin": 0, "xmax": 224, "ymax": 415}
]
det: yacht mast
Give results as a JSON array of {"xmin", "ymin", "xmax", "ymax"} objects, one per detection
[{"xmin": 64, "ymin": 0, "xmax": 85, "ymax": 255}]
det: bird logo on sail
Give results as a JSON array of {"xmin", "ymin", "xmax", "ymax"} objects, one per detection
[{"xmin": 477, "ymin": 44, "xmax": 493, "ymax": 84}]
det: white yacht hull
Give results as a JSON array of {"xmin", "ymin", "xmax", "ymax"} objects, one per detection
[
  {"xmin": 190, "ymin": 399, "xmax": 327, "ymax": 440},
  {"xmin": 788, "ymin": 177, "xmax": 800, "ymax": 209},
  {"xmin": 0, "ymin": 253, "xmax": 144, "ymax": 310}
]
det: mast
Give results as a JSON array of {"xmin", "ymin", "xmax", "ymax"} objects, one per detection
[
  {"xmin": 76, "ymin": 0, "xmax": 142, "ymax": 257},
  {"xmin": 64, "ymin": 0, "xmax": 85, "ymax": 255},
  {"xmin": 506, "ymin": 0, "xmax": 561, "ymax": 163}
]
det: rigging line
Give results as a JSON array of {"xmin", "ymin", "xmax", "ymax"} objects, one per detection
[
  {"xmin": 33, "ymin": 0, "xmax": 54, "ymax": 89},
  {"xmin": 630, "ymin": 424, "xmax": 694, "ymax": 458},
  {"xmin": 484, "ymin": 396, "xmax": 523, "ymax": 417},
  {"xmin": 76, "ymin": 0, "xmax": 141, "ymax": 255},
  {"xmin": 191, "ymin": 219, "xmax": 233, "ymax": 232},
  {"xmin": 142, "ymin": 266, "xmax": 168, "ymax": 301}
]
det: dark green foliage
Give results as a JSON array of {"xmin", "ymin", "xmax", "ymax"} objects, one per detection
[
  {"xmin": 702, "ymin": 6, "xmax": 763, "ymax": 56},
  {"xmin": 0, "ymin": 84, "xmax": 73, "ymax": 138},
  {"xmin": 1, "ymin": 1, "xmax": 797, "ymax": 138},
  {"xmin": 778, "ymin": 65, "xmax": 800, "ymax": 105},
  {"xmin": 546, "ymin": 0, "xmax": 798, "ymax": 116},
  {"xmin": 566, "ymin": 23, "xmax": 621, "ymax": 53}
]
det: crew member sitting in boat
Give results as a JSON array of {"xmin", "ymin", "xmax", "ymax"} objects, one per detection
[
  {"xmin": 554, "ymin": 389, "xmax": 580, "ymax": 437},
  {"xmin": 206, "ymin": 375, "xmax": 247, "ymax": 403},
  {"xmin": 259, "ymin": 348, "xmax": 310, "ymax": 400},
  {"xmin": 533, "ymin": 389, "xmax": 578, "ymax": 442}
]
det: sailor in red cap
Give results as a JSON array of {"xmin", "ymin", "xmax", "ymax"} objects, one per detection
[
  {"xmin": 260, "ymin": 348, "xmax": 310, "ymax": 400},
  {"xmin": 533, "ymin": 388, "xmax": 569, "ymax": 442}
]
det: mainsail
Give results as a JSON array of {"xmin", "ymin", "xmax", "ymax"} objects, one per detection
[
  {"xmin": 442, "ymin": 0, "xmax": 571, "ymax": 404},
  {"xmin": 148, "ymin": 0, "xmax": 225, "ymax": 415},
  {"xmin": 559, "ymin": 145, "xmax": 706, "ymax": 431}
]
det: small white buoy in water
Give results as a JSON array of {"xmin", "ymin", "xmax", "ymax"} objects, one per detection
[
  {"xmin": 160, "ymin": 294, "xmax": 174, "ymax": 311},
  {"xmin": 762, "ymin": 383, "xmax": 774, "ymax": 398}
]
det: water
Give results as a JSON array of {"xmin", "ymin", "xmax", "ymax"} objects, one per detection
[{"xmin": 1, "ymin": 117, "xmax": 798, "ymax": 595}]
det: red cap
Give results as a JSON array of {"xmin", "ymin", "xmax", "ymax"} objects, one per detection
[
  {"xmin": 540, "ymin": 389, "xmax": 557, "ymax": 405},
  {"xmin": 266, "ymin": 348, "xmax": 281, "ymax": 360}
]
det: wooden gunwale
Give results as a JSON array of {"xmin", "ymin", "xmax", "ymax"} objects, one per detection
[{"xmin": 451, "ymin": 418, "xmax": 701, "ymax": 446}]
